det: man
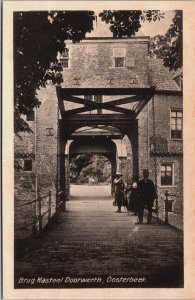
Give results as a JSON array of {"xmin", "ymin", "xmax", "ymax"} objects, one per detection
[
  {"xmin": 136, "ymin": 169, "xmax": 157, "ymax": 224},
  {"xmin": 114, "ymin": 173, "xmax": 125, "ymax": 213}
]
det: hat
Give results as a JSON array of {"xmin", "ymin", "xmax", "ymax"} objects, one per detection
[
  {"xmin": 116, "ymin": 172, "xmax": 122, "ymax": 176},
  {"xmin": 143, "ymin": 169, "xmax": 150, "ymax": 173}
]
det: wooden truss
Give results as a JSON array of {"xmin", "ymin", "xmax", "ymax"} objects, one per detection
[{"xmin": 57, "ymin": 87, "xmax": 155, "ymax": 118}]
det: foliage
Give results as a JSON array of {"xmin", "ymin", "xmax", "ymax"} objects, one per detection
[
  {"xmin": 14, "ymin": 11, "xmax": 95, "ymax": 133},
  {"xmin": 99, "ymin": 10, "xmax": 164, "ymax": 37},
  {"xmin": 149, "ymin": 11, "xmax": 182, "ymax": 70},
  {"xmin": 70, "ymin": 154, "xmax": 111, "ymax": 184}
]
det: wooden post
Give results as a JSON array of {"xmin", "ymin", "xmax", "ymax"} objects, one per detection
[
  {"xmin": 63, "ymin": 198, "xmax": 66, "ymax": 212},
  {"xmin": 38, "ymin": 196, "xmax": 42, "ymax": 234},
  {"xmin": 48, "ymin": 191, "xmax": 52, "ymax": 222},
  {"xmin": 164, "ymin": 190, "xmax": 169, "ymax": 224}
]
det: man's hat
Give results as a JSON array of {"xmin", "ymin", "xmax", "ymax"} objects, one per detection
[
  {"xmin": 116, "ymin": 172, "xmax": 122, "ymax": 176},
  {"xmin": 143, "ymin": 169, "xmax": 150, "ymax": 173}
]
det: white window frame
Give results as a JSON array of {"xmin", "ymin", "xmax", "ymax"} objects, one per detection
[
  {"xmin": 160, "ymin": 162, "xmax": 175, "ymax": 187},
  {"xmin": 60, "ymin": 48, "xmax": 70, "ymax": 68},
  {"xmin": 170, "ymin": 108, "xmax": 183, "ymax": 140}
]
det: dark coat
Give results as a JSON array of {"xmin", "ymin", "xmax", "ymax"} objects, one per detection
[
  {"xmin": 114, "ymin": 178, "xmax": 125, "ymax": 206},
  {"xmin": 137, "ymin": 179, "xmax": 157, "ymax": 207},
  {"xmin": 129, "ymin": 188, "xmax": 138, "ymax": 212}
]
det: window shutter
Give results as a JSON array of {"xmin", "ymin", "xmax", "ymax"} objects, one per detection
[
  {"xmin": 126, "ymin": 57, "xmax": 135, "ymax": 68},
  {"xmin": 113, "ymin": 47, "xmax": 126, "ymax": 57}
]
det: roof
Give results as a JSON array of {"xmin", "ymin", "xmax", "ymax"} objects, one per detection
[
  {"xmin": 147, "ymin": 58, "xmax": 181, "ymax": 92},
  {"xmin": 172, "ymin": 68, "xmax": 183, "ymax": 79}
]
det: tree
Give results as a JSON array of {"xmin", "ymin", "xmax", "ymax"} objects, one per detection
[
  {"xmin": 99, "ymin": 10, "xmax": 164, "ymax": 37},
  {"xmin": 149, "ymin": 11, "xmax": 182, "ymax": 71},
  {"xmin": 14, "ymin": 11, "xmax": 95, "ymax": 133},
  {"xmin": 100, "ymin": 10, "xmax": 182, "ymax": 71},
  {"xmin": 70, "ymin": 154, "xmax": 111, "ymax": 183}
]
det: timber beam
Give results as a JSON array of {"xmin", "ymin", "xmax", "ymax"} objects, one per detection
[
  {"xmin": 58, "ymin": 87, "xmax": 155, "ymax": 96},
  {"xmin": 56, "ymin": 86, "xmax": 155, "ymax": 118}
]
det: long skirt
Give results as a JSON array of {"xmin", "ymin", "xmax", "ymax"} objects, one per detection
[{"xmin": 115, "ymin": 192, "xmax": 124, "ymax": 207}]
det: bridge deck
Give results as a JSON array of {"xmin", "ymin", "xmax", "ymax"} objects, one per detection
[{"xmin": 15, "ymin": 185, "xmax": 183, "ymax": 288}]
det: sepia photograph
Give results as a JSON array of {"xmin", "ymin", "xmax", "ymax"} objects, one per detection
[{"xmin": 2, "ymin": 1, "xmax": 195, "ymax": 299}]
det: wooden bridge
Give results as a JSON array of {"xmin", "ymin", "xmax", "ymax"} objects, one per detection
[{"xmin": 15, "ymin": 185, "xmax": 183, "ymax": 289}]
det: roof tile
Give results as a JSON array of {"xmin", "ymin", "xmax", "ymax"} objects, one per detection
[{"xmin": 147, "ymin": 58, "xmax": 181, "ymax": 91}]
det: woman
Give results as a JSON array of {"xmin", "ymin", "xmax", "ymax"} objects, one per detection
[
  {"xmin": 114, "ymin": 173, "xmax": 125, "ymax": 213},
  {"xmin": 128, "ymin": 181, "xmax": 138, "ymax": 215}
]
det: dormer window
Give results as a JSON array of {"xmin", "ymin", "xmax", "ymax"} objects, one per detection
[
  {"xmin": 113, "ymin": 47, "xmax": 126, "ymax": 68},
  {"xmin": 60, "ymin": 48, "xmax": 69, "ymax": 68},
  {"xmin": 115, "ymin": 57, "xmax": 124, "ymax": 68}
]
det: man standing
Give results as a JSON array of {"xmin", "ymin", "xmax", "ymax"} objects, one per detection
[
  {"xmin": 136, "ymin": 169, "xmax": 157, "ymax": 224},
  {"xmin": 114, "ymin": 173, "xmax": 125, "ymax": 213}
]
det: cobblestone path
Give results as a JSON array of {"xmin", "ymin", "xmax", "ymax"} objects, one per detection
[{"xmin": 15, "ymin": 185, "xmax": 183, "ymax": 288}]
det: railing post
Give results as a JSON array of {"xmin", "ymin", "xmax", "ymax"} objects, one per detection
[
  {"xmin": 38, "ymin": 195, "xmax": 42, "ymax": 234},
  {"xmin": 164, "ymin": 190, "xmax": 169, "ymax": 224},
  {"xmin": 48, "ymin": 190, "xmax": 52, "ymax": 222},
  {"xmin": 63, "ymin": 199, "xmax": 66, "ymax": 212}
]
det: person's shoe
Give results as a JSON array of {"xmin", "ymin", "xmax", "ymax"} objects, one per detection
[{"xmin": 135, "ymin": 221, "xmax": 143, "ymax": 225}]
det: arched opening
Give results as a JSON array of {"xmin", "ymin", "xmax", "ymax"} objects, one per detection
[
  {"xmin": 58, "ymin": 122, "xmax": 138, "ymax": 208},
  {"xmin": 68, "ymin": 136, "xmax": 117, "ymax": 196}
]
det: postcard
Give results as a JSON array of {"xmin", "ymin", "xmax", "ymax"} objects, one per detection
[{"xmin": 2, "ymin": 1, "xmax": 195, "ymax": 299}]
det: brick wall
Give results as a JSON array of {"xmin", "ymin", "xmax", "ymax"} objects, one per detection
[
  {"xmin": 138, "ymin": 105, "xmax": 149, "ymax": 175},
  {"xmin": 36, "ymin": 85, "xmax": 59, "ymax": 220},
  {"xmin": 14, "ymin": 115, "xmax": 36, "ymax": 237},
  {"xmin": 63, "ymin": 39, "xmax": 149, "ymax": 89},
  {"xmin": 148, "ymin": 95, "xmax": 183, "ymax": 230},
  {"xmin": 14, "ymin": 85, "xmax": 59, "ymax": 238}
]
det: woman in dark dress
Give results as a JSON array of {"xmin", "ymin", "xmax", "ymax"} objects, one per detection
[{"xmin": 128, "ymin": 181, "xmax": 138, "ymax": 214}]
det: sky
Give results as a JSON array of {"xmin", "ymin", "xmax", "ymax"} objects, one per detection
[
  {"xmin": 86, "ymin": 11, "xmax": 175, "ymax": 38},
  {"xmin": 140, "ymin": 11, "xmax": 175, "ymax": 36}
]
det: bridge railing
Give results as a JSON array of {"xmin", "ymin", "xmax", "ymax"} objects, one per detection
[{"xmin": 15, "ymin": 191, "xmax": 52, "ymax": 235}]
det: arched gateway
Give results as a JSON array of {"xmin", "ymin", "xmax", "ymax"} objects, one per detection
[{"xmin": 57, "ymin": 86, "xmax": 154, "ymax": 210}]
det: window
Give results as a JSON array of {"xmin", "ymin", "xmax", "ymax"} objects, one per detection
[
  {"xmin": 24, "ymin": 159, "xmax": 32, "ymax": 171},
  {"xmin": 113, "ymin": 47, "xmax": 126, "ymax": 68},
  {"xmin": 84, "ymin": 95, "xmax": 103, "ymax": 114},
  {"xmin": 26, "ymin": 111, "xmax": 35, "ymax": 121},
  {"xmin": 115, "ymin": 57, "xmax": 125, "ymax": 68},
  {"xmin": 60, "ymin": 48, "xmax": 69, "ymax": 68},
  {"xmin": 94, "ymin": 95, "xmax": 103, "ymax": 114},
  {"xmin": 161, "ymin": 163, "xmax": 173, "ymax": 186},
  {"xmin": 170, "ymin": 109, "xmax": 183, "ymax": 139}
]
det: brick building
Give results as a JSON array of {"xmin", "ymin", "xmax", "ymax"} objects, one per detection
[{"xmin": 14, "ymin": 35, "xmax": 183, "ymax": 237}]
